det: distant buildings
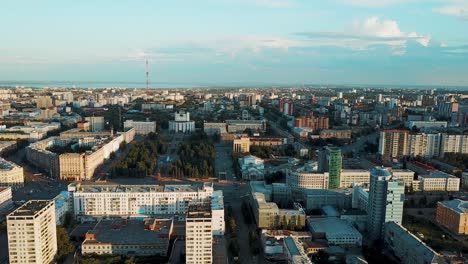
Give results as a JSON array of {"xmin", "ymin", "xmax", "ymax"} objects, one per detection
[
  {"xmin": 294, "ymin": 115, "xmax": 329, "ymax": 131},
  {"xmin": 436, "ymin": 199, "xmax": 468, "ymax": 235},
  {"xmin": 233, "ymin": 137, "xmax": 250, "ymax": 153},
  {"xmin": 0, "ymin": 157, "xmax": 24, "ymax": 189},
  {"xmin": 384, "ymin": 222, "xmax": 445, "ymax": 264},
  {"xmin": 7, "ymin": 200, "xmax": 57, "ymax": 264},
  {"xmin": 319, "ymin": 129, "xmax": 352, "ymax": 140},
  {"xmin": 226, "ymin": 119, "xmax": 266, "ymax": 133},
  {"xmin": 238, "ymin": 155, "xmax": 265, "ymax": 180},
  {"xmin": 0, "ymin": 187, "xmax": 12, "ymax": 214},
  {"xmin": 367, "ymin": 167, "xmax": 405, "ymax": 241},
  {"xmin": 84, "ymin": 116, "xmax": 105, "ymax": 131},
  {"xmin": 169, "ymin": 111, "xmax": 195, "ymax": 133},
  {"xmin": 82, "ymin": 218, "xmax": 173, "ymax": 257},
  {"xmin": 124, "ymin": 120, "xmax": 157, "ymax": 135},
  {"xmin": 186, "ymin": 202, "xmax": 213, "ymax": 264},
  {"xmin": 308, "ymin": 217, "xmax": 362, "ymax": 246}
]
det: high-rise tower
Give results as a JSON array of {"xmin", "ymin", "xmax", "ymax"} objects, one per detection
[{"xmin": 367, "ymin": 167, "xmax": 405, "ymax": 241}]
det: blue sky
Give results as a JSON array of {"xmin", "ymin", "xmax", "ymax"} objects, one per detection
[{"xmin": 1, "ymin": 0, "xmax": 468, "ymax": 86}]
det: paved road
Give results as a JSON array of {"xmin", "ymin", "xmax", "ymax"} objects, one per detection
[{"xmin": 215, "ymin": 142, "xmax": 235, "ymax": 181}]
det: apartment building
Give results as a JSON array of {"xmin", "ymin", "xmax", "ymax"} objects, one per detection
[
  {"xmin": 84, "ymin": 116, "xmax": 105, "ymax": 131},
  {"xmin": 294, "ymin": 115, "xmax": 329, "ymax": 130},
  {"xmin": 439, "ymin": 134, "xmax": 468, "ymax": 157},
  {"xmin": 69, "ymin": 182, "xmax": 214, "ymax": 220},
  {"xmin": 233, "ymin": 137, "xmax": 250, "ymax": 153},
  {"xmin": 378, "ymin": 129, "xmax": 409, "ymax": 160},
  {"xmin": 436, "ymin": 199, "xmax": 468, "ymax": 235},
  {"xmin": 123, "ymin": 120, "xmax": 157, "ymax": 135},
  {"xmin": 408, "ymin": 133, "xmax": 441, "ymax": 158},
  {"xmin": 186, "ymin": 202, "xmax": 213, "ymax": 264},
  {"xmin": 0, "ymin": 158, "xmax": 24, "ymax": 189},
  {"xmin": 169, "ymin": 111, "xmax": 195, "ymax": 133},
  {"xmin": 7, "ymin": 200, "xmax": 57, "ymax": 264}
]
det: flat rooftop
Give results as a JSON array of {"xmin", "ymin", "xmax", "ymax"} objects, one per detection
[
  {"xmin": 308, "ymin": 217, "xmax": 362, "ymax": 239},
  {"xmin": 211, "ymin": 190, "xmax": 224, "ymax": 210},
  {"xmin": 84, "ymin": 218, "xmax": 172, "ymax": 245},
  {"xmin": 440, "ymin": 199, "xmax": 468, "ymax": 214},
  {"xmin": 73, "ymin": 183, "xmax": 211, "ymax": 193},
  {"xmin": 9, "ymin": 200, "xmax": 53, "ymax": 217},
  {"xmin": 187, "ymin": 202, "xmax": 211, "ymax": 218},
  {"xmin": 422, "ymin": 170, "xmax": 457, "ymax": 179}
]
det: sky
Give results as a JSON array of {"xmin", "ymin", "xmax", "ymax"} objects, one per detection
[{"xmin": 1, "ymin": 0, "xmax": 468, "ymax": 86}]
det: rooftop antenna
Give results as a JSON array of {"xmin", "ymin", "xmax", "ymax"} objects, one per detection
[{"xmin": 146, "ymin": 57, "xmax": 149, "ymax": 90}]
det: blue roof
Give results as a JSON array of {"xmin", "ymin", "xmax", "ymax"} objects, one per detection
[
  {"xmin": 284, "ymin": 237, "xmax": 300, "ymax": 256},
  {"xmin": 371, "ymin": 167, "xmax": 392, "ymax": 177}
]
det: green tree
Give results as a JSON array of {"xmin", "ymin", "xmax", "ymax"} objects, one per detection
[
  {"xmin": 312, "ymin": 249, "xmax": 329, "ymax": 264},
  {"xmin": 56, "ymin": 227, "xmax": 75, "ymax": 261},
  {"xmin": 81, "ymin": 258, "xmax": 100, "ymax": 264},
  {"xmin": 124, "ymin": 256, "xmax": 137, "ymax": 264}
]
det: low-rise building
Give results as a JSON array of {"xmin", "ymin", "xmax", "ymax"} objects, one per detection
[
  {"xmin": 384, "ymin": 222, "xmax": 445, "ymax": 264},
  {"xmin": 233, "ymin": 137, "xmax": 250, "ymax": 153},
  {"xmin": 436, "ymin": 199, "xmax": 468, "ymax": 235},
  {"xmin": 169, "ymin": 111, "xmax": 195, "ymax": 133},
  {"xmin": 284, "ymin": 236, "xmax": 313, "ymax": 264},
  {"xmin": 339, "ymin": 170, "xmax": 370, "ymax": 188},
  {"xmin": 0, "ymin": 158, "xmax": 24, "ymax": 189},
  {"xmin": 239, "ymin": 155, "xmax": 265, "ymax": 180},
  {"xmin": 308, "ymin": 217, "xmax": 362, "ymax": 246},
  {"xmin": 417, "ymin": 171, "xmax": 460, "ymax": 192},
  {"xmin": 69, "ymin": 182, "xmax": 214, "ymax": 221},
  {"xmin": 319, "ymin": 129, "xmax": 352, "ymax": 140},
  {"xmin": 53, "ymin": 191, "xmax": 71, "ymax": 226},
  {"xmin": 226, "ymin": 119, "xmax": 266, "ymax": 133},
  {"xmin": 124, "ymin": 120, "xmax": 157, "ymax": 135},
  {"xmin": 82, "ymin": 218, "xmax": 173, "ymax": 257},
  {"xmin": 0, "ymin": 187, "xmax": 12, "ymax": 214},
  {"xmin": 286, "ymin": 165, "xmax": 329, "ymax": 191}
]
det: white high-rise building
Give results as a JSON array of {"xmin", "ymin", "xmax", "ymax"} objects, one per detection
[
  {"xmin": 7, "ymin": 200, "xmax": 57, "ymax": 264},
  {"xmin": 367, "ymin": 167, "xmax": 405, "ymax": 241},
  {"xmin": 169, "ymin": 111, "xmax": 195, "ymax": 133},
  {"xmin": 69, "ymin": 182, "xmax": 214, "ymax": 221},
  {"xmin": 186, "ymin": 202, "xmax": 213, "ymax": 264},
  {"xmin": 408, "ymin": 133, "xmax": 441, "ymax": 158}
]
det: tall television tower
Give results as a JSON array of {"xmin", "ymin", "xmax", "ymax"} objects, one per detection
[{"xmin": 146, "ymin": 58, "xmax": 149, "ymax": 90}]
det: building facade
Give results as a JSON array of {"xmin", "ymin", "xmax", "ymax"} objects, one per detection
[
  {"xmin": 7, "ymin": 200, "xmax": 57, "ymax": 264},
  {"xmin": 379, "ymin": 129, "xmax": 409, "ymax": 160},
  {"xmin": 169, "ymin": 111, "xmax": 195, "ymax": 133},
  {"xmin": 367, "ymin": 167, "xmax": 405, "ymax": 241},
  {"xmin": 69, "ymin": 182, "xmax": 214, "ymax": 220},
  {"xmin": 123, "ymin": 120, "xmax": 157, "ymax": 135},
  {"xmin": 436, "ymin": 199, "xmax": 468, "ymax": 235},
  {"xmin": 186, "ymin": 202, "xmax": 213, "ymax": 264},
  {"xmin": 233, "ymin": 137, "xmax": 250, "ymax": 153},
  {"xmin": 0, "ymin": 158, "xmax": 24, "ymax": 189}
]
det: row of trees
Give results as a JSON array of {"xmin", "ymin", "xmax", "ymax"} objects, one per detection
[
  {"xmin": 250, "ymin": 144, "xmax": 297, "ymax": 159},
  {"xmin": 169, "ymin": 132, "xmax": 215, "ymax": 178},
  {"xmin": 113, "ymin": 133, "xmax": 167, "ymax": 177}
]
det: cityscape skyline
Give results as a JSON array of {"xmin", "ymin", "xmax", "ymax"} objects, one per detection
[{"xmin": 1, "ymin": 0, "xmax": 468, "ymax": 86}]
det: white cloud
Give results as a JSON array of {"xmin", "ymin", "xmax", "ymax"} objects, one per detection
[
  {"xmin": 297, "ymin": 16, "xmax": 431, "ymax": 53},
  {"xmin": 434, "ymin": 1, "xmax": 468, "ymax": 20}
]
